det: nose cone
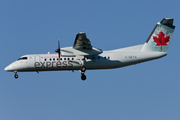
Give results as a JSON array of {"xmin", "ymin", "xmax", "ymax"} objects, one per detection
[
  {"xmin": 4, "ymin": 63, "xmax": 16, "ymax": 72},
  {"xmin": 4, "ymin": 65, "xmax": 13, "ymax": 71},
  {"xmin": 4, "ymin": 66, "xmax": 9, "ymax": 71}
]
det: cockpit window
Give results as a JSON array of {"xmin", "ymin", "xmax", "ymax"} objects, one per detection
[{"xmin": 17, "ymin": 57, "xmax": 28, "ymax": 61}]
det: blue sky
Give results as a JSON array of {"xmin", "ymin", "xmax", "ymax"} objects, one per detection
[{"xmin": 1, "ymin": 0, "xmax": 180, "ymax": 120}]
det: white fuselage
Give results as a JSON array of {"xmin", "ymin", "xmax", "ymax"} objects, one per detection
[
  {"xmin": 4, "ymin": 18, "xmax": 175, "ymax": 80},
  {"xmin": 4, "ymin": 45, "xmax": 167, "ymax": 72}
]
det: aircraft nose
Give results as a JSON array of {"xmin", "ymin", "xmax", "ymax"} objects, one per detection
[
  {"xmin": 4, "ymin": 65, "xmax": 15, "ymax": 71},
  {"xmin": 4, "ymin": 66, "xmax": 8, "ymax": 71},
  {"xmin": 4, "ymin": 66, "xmax": 10, "ymax": 71}
]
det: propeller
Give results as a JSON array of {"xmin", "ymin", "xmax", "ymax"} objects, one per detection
[{"xmin": 55, "ymin": 40, "xmax": 61, "ymax": 58}]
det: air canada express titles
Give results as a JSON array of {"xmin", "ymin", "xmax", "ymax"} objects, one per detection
[{"xmin": 34, "ymin": 61, "xmax": 73, "ymax": 68}]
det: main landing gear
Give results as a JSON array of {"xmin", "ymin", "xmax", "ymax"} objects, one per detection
[
  {"xmin": 80, "ymin": 65, "xmax": 86, "ymax": 72},
  {"xmin": 14, "ymin": 71, "xmax": 18, "ymax": 79},
  {"xmin": 80, "ymin": 65, "xmax": 86, "ymax": 81},
  {"xmin": 81, "ymin": 73, "xmax": 86, "ymax": 80}
]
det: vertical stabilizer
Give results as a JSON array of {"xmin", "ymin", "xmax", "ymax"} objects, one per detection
[{"xmin": 141, "ymin": 18, "xmax": 175, "ymax": 52}]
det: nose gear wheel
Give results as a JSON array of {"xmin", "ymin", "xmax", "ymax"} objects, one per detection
[{"xmin": 14, "ymin": 72, "xmax": 18, "ymax": 79}]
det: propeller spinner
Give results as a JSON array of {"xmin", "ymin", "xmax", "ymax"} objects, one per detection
[{"xmin": 55, "ymin": 40, "xmax": 61, "ymax": 58}]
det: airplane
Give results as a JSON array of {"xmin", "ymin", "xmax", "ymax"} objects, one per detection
[{"xmin": 4, "ymin": 18, "xmax": 175, "ymax": 81}]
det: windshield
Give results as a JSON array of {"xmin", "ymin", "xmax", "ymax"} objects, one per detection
[{"xmin": 17, "ymin": 57, "xmax": 28, "ymax": 61}]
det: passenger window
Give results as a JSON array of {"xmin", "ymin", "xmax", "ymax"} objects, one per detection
[
  {"xmin": 60, "ymin": 58, "xmax": 62, "ymax": 60},
  {"xmin": 104, "ymin": 57, "xmax": 106, "ymax": 59},
  {"xmin": 53, "ymin": 58, "xmax": 55, "ymax": 61},
  {"xmin": 64, "ymin": 58, "xmax": 66, "ymax": 60},
  {"xmin": 45, "ymin": 59, "xmax": 46, "ymax": 61},
  {"xmin": 68, "ymin": 58, "xmax": 70, "ymax": 60},
  {"xmin": 49, "ymin": 58, "xmax": 51, "ymax": 61},
  {"xmin": 98, "ymin": 56, "xmax": 100, "ymax": 59},
  {"xmin": 72, "ymin": 58, "xmax": 74, "ymax": 60}
]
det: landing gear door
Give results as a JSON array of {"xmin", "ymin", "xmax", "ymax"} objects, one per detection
[
  {"xmin": 85, "ymin": 56, "xmax": 96, "ymax": 62},
  {"xmin": 34, "ymin": 56, "xmax": 41, "ymax": 68}
]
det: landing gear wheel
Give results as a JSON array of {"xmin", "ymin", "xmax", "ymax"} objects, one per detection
[
  {"xmin": 14, "ymin": 74, "xmax": 18, "ymax": 79},
  {"xmin": 81, "ymin": 74, "xmax": 86, "ymax": 81},
  {"xmin": 80, "ymin": 66, "xmax": 86, "ymax": 72}
]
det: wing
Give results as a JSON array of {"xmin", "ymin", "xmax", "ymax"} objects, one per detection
[
  {"xmin": 73, "ymin": 32, "xmax": 92, "ymax": 50},
  {"xmin": 72, "ymin": 32, "xmax": 102, "ymax": 56}
]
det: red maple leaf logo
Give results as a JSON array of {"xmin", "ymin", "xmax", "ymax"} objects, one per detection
[{"xmin": 153, "ymin": 31, "xmax": 170, "ymax": 51}]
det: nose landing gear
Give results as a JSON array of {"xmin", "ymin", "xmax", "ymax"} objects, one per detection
[{"xmin": 14, "ymin": 72, "xmax": 18, "ymax": 79}]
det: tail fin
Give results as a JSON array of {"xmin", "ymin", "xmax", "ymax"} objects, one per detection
[{"xmin": 141, "ymin": 18, "xmax": 175, "ymax": 52}]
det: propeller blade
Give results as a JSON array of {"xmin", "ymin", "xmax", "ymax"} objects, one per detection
[
  {"xmin": 55, "ymin": 40, "xmax": 61, "ymax": 58},
  {"xmin": 58, "ymin": 40, "xmax": 60, "ymax": 49}
]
